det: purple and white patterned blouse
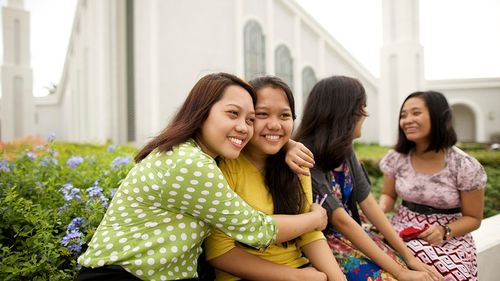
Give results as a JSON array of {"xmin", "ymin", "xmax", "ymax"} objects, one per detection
[{"xmin": 379, "ymin": 146, "xmax": 487, "ymax": 209}]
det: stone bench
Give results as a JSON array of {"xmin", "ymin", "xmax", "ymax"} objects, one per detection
[{"xmin": 472, "ymin": 214, "xmax": 500, "ymax": 281}]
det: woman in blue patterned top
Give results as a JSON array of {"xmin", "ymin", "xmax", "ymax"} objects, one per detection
[{"xmin": 292, "ymin": 76, "xmax": 442, "ymax": 281}]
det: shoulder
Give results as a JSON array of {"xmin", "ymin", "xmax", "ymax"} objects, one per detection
[
  {"xmin": 448, "ymin": 146, "xmax": 484, "ymax": 172},
  {"xmin": 310, "ymin": 166, "xmax": 329, "ymax": 184}
]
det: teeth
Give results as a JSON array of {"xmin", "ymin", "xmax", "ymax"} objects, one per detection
[
  {"xmin": 229, "ymin": 137, "xmax": 243, "ymax": 145},
  {"xmin": 265, "ymin": 135, "xmax": 280, "ymax": 140}
]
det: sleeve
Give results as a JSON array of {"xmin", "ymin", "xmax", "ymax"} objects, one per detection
[
  {"xmin": 204, "ymin": 228, "xmax": 237, "ymax": 260},
  {"xmin": 164, "ymin": 155, "xmax": 277, "ymax": 249},
  {"xmin": 349, "ymin": 153, "xmax": 371, "ymax": 203},
  {"xmin": 455, "ymin": 152, "xmax": 487, "ymax": 192},
  {"xmin": 296, "ymin": 175, "xmax": 325, "ymax": 248},
  {"xmin": 310, "ymin": 168, "xmax": 343, "ymax": 220},
  {"xmin": 379, "ymin": 149, "xmax": 399, "ymax": 177}
]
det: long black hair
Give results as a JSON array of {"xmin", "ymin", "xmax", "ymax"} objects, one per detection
[
  {"xmin": 295, "ymin": 76, "xmax": 367, "ymax": 171},
  {"xmin": 249, "ymin": 76, "xmax": 306, "ymax": 215}
]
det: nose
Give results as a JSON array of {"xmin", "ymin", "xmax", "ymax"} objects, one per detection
[
  {"xmin": 267, "ymin": 118, "xmax": 281, "ymax": 130},
  {"xmin": 235, "ymin": 120, "xmax": 248, "ymax": 134}
]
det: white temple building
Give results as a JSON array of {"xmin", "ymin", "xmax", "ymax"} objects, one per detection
[{"xmin": 1, "ymin": 0, "xmax": 500, "ymax": 146}]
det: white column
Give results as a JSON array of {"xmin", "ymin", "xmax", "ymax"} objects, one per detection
[
  {"xmin": 379, "ymin": 0, "xmax": 424, "ymax": 146},
  {"xmin": 1, "ymin": 0, "xmax": 35, "ymax": 141},
  {"xmin": 266, "ymin": 0, "xmax": 275, "ymax": 74}
]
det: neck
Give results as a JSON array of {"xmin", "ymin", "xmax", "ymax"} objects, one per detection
[{"xmin": 243, "ymin": 149, "xmax": 267, "ymax": 172}]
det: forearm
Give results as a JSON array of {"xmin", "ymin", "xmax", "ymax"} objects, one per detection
[
  {"xmin": 272, "ymin": 212, "xmax": 320, "ymax": 243},
  {"xmin": 302, "ymin": 240, "xmax": 345, "ymax": 281},
  {"xmin": 209, "ymin": 247, "xmax": 299, "ymax": 281},
  {"xmin": 360, "ymin": 195, "xmax": 414, "ymax": 260},
  {"xmin": 447, "ymin": 216, "xmax": 482, "ymax": 238},
  {"xmin": 379, "ymin": 175, "xmax": 397, "ymax": 213}
]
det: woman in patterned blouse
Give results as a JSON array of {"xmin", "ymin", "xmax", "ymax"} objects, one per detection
[
  {"xmin": 76, "ymin": 73, "xmax": 327, "ymax": 281},
  {"xmin": 379, "ymin": 91, "xmax": 487, "ymax": 281}
]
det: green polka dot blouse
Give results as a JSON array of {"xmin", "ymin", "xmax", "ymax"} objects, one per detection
[{"xmin": 78, "ymin": 139, "xmax": 277, "ymax": 280}]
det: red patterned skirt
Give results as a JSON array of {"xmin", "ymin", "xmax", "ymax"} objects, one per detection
[{"xmin": 391, "ymin": 205, "xmax": 477, "ymax": 281}]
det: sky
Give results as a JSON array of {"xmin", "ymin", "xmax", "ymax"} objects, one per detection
[{"xmin": 1, "ymin": 0, "xmax": 499, "ymax": 97}]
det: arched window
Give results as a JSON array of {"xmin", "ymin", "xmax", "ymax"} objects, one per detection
[
  {"xmin": 244, "ymin": 20, "xmax": 266, "ymax": 80},
  {"xmin": 302, "ymin": 66, "xmax": 317, "ymax": 102},
  {"xmin": 275, "ymin": 45, "xmax": 293, "ymax": 89}
]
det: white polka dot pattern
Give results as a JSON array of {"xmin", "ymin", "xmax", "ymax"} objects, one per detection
[{"xmin": 77, "ymin": 139, "xmax": 277, "ymax": 280}]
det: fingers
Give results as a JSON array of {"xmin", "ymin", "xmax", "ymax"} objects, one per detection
[
  {"xmin": 297, "ymin": 142, "xmax": 314, "ymax": 159},
  {"xmin": 418, "ymin": 226, "xmax": 444, "ymax": 245},
  {"xmin": 288, "ymin": 161, "xmax": 311, "ymax": 176},
  {"xmin": 295, "ymin": 150, "xmax": 314, "ymax": 168},
  {"xmin": 426, "ymin": 265, "xmax": 443, "ymax": 281}
]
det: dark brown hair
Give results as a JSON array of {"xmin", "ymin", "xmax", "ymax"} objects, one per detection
[
  {"xmin": 295, "ymin": 76, "xmax": 367, "ymax": 171},
  {"xmin": 135, "ymin": 73, "xmax": 256, "ymax": 162}
]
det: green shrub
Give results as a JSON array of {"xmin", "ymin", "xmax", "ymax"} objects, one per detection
[{"xmin": 0, "ymin": 136, "xmax": 136, "ymax": 280}]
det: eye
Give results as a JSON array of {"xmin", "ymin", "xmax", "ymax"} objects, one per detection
[
  {"xmin": 246, "ymin": 117, "xmax": 255, "ymax": 125},
  {"xmin": 281, "ymin": 113, "xmax": 292, "ymax": 119},
  {"xmin": 227, "ymin": 110, "xmax": 238, "ymax": 118},
  {"xmin": 256, "ymin": 112, "xmax": 268, "ymax": 118}
]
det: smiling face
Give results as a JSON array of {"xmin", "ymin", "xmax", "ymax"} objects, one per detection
[
  {"xmin": 399, "ymin": 97, "xmax": 431, "ymax": 146},
  {"xmin": 198, "ymin": 85, "xmax": 255, "ymax": 159},
  {"xmin": 245, "ymin": 86, "xmax": 294, "ymax": 161}
]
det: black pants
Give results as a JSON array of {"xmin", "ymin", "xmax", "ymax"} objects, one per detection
[{"xmin": 77, "ymin": 265, "xmax": 198, "ymax": 281}]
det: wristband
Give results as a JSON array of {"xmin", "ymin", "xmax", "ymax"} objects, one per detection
[{"xmin": 442, "ymin": 224, "xmax": 452, "ymax": 240}]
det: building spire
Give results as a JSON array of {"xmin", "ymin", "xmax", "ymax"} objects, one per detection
[{"xmin": 1, "ymin": 0, "xmax": 34, "ymax": 141}]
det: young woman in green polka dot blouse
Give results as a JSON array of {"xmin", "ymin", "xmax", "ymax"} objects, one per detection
[{"xmin": 76, "ymin": 73, "xmax": 327, "ymax": 281}]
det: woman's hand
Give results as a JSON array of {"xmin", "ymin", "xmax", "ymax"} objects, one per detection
[
  {"xmin": 418, "ymin": 225, "xmax": 445, "ymax": 245},
  {"xmin": 405, "ymin": 256, "xmax": 444, "ymax": 281},
  {"xmin": 285, "ymin": 140, "xmax": 315, "ymax": 176},
  {"xmin": 310, "ymin": 203, "xmax": 328, "ymax": 231},
  {"xmin": 295, "ymin": 267, "xmax": 328, "ymax": 281},
  {"xmin": 395, "ymin": 268, "xmax": 439, "ymax": 281}
]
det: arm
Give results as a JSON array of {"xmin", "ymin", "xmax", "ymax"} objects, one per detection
[
  {"xmin": 330, "ymin": 207, "xmax": 435, "ymax": 281},
  {"xmin": 209, "ymin": 247, "xmax": 328, "ymax": 281},
  {"xmin": 379, "ymin": 174, "xmax": 397, "ymax": 213},
  {"xmin": 360, "ymin": 194, "xmax": 443, "ymax": 280},
  {"xmin": 272, "ymin": 203, "xmax": 328, "ymax": 243},
  {"xmin": 418, "ymin": 189, "xmax": 484, "ymax": 245},
  {"xmin": 301, "ymin": 239, "xmax": 346, "ymax": 281},
  {"xmin": 285, "ymin": 139, "xmax": 315, "ymax": 176},
  {"xmin": 273, "ymin": 203, "xmax": 328, "ymax": 243}
]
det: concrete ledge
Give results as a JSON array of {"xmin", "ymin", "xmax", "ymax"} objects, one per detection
[{"xmin": 471, "ymin": 214, "xmax": 500, "ymax": 281}]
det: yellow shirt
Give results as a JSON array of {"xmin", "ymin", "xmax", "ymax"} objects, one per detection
[{"xmin": 204, "ymin": 154, "xmax": 325, "ymax": 281}]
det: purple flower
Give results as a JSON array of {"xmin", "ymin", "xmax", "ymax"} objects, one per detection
[
  {"xmin": 35, "ymin": 182, "xmax": 44, "ymax": 188},
  {"xmin": 68, "ymin": 217, "xmax": 86, "ymax": 232},
  {"xmin": 111, "ymin": 156, "xmax": 131, "ymax": 168},
  {"xmin": 47, "ymin": 133, "xmax": 56, "ymax": 142},
  {"xmin": 107, "ymin": 145, "xmax": 117, "ymax": 152},
  {"xmin": 60, "ymin": 230, "xmax": 84, "ymax": 255},
  {"xmin": 0, "ymin": 160, "xmax": 10, "ymax": 172},
  {"xmin": 86, "ymin": 181, "xmax": 109, "ymax": 208},
  {"xmin": 59, "ymin": 183, "xmax": 82, "ymax": 202},
  {"xmin": 40, "ymin": 157, "xmax": 58, "ymax": 167},
  {"xmin": 66, "ymin": 156, "xmax": 84, "ymax": 167},
  {"xmin": 25, "ymin": 151, "xmax": 36, "ymax": 160}
]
